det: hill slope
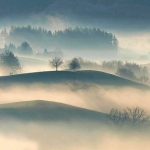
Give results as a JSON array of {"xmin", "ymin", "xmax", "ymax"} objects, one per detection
[
  {"xmin": 0, "ymin": 70, "xmax": 148, "ymax": 89},
  {"xmin": 0, "ymin": 100, "xmax": 106, "ymax": 122}
]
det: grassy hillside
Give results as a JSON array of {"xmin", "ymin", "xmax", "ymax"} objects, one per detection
[
  {"xmin": 0, "ymin": 70, "xmax": 148, "ymax": 89},
  {"xmin": 0, "ymin": 100, "xmax": 106, "ymax": 122}
]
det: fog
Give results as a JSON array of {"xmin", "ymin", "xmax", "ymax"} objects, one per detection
[
  {"xmin": 115, "ymin": 31, "xmax": 150, "ymax": 54},
  {"xmin": 0, "ymin": 14, "xmax": 70, "ymax": 34},
  {"xmin": 0, "ymin": 133, "xmax": 38, "ymax": 150},
  {"xmin": 0, "ymin": 119, "xmax": 150, "ymax": 150},
  {"xmin": 0, "ymin": 3, "xmax": 150, "ymax": 149},
  {"xmin": 0, "ymin": 83, "xmax": 149, "ymax": 113},
  {"xmin": 1, "ymin": 14, "xmax": 150, "ymax": 61}
]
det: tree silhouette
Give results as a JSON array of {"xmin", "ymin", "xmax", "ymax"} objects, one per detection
[
  {"xmin": 49, "ymin": 57, "xmax": 63, "ymax": 71},
  {"xmin": 5, "ymin": 43, "xmax": 16, "ymax": 53},
  {"xmin": 18, "ymin": 42, "xmax": 33, "ymax": 56},
  {"xmin": 109, "ymin": 108, "xmax": 129, "ymax": 127},
  {"xmin": 0, "ymin": 50, "xmax": 21, "ymax": 73},
  {"xmin": 69, "ymin": 58, "xmax": 81, "ymax": 71},
  {"xmin": 6, "ymin": 26, "xmax": 118, "ymax": 51},
  {"xmin": 108, "ymin": 107, "xmax": 149, "ymax": 129},
  {"xmin": 126, "ymin": 107, "xmax": 149, "ymax": 127}
]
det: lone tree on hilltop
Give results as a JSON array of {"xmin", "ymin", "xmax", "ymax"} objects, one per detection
[
  {"xmin": 49, "ymin": 57, "xmax": 63, "ymax": 71},
  {"xmin": 0, "ymin": 50, "xmax": 21, "ymax": 73},
  {"xmin": 69, "ymin": 58, "xmax": 81, "ymax": 71}
]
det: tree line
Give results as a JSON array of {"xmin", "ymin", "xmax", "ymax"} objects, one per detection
[
  {"xmin": 2, "ymin": 25, "xmax": 118, "ymax": 51},
  {"xmin": 108, "ymin": 107, "xmax": 149, "ymax": 130},
  {"xmin": 0, "ymin": 50, "xmax": 81, "ymax": 74},
  {"xmin": 5, "ymin": 42, "xmax": 33, "ymax": 56},
  {"xmin": 100, "ymin": 60, "xmax": 150, "ymax": 83},
  {"xmin": 0, "ymin": 50, "xmax": 149, "ymax": 85}
]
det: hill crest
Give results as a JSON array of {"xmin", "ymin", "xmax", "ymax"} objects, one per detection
[
  {"xmin": 0, "ymin": 70, "xmax": 148, "ymax": 89},
  {"xmin": 0, "ymin": 100, "xmax": 106, "ymax": 122}
]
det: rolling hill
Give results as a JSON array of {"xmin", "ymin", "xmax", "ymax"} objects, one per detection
[
  {"xmin": 0, "ymin": 70, "xmax": 148, "ymax": 89},
  {"xmin": 0, "ymin": 100, "xmax": 106, "ymax": 122}
]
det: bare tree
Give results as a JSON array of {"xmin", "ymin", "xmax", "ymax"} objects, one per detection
[
  {"xmin": 108, "ymin": 107, "xmax": 149, "ymax": 129},
  {"xmin": 109, "ymin": 108, "xmax": 129, "ymax": 127},
  {"xmin": 49, "ymin": 57, "xmax": 63, "ymax": 71},
  {"xmin": 126, "ymin": 107, "xmax": 149, "ymax": 127}
]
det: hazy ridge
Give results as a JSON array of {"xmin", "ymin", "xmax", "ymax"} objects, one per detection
[
  {"xmin": 0, "ymin": 100, "xmax": 106, "ymax": 122},
  {"xmin": 0, "ymin": 70, "xmax": 148, "ymax": 89}
]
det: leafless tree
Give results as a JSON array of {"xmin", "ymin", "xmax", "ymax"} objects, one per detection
[
  {"xmin": 126, "ymin": 107, "xmax": 149, "ymax": 127},
  {"xmin": 49, "ymin": 57, "xmax": 63, "ymax": 71},
  {"xmin": 109, "ymin": 108, "xmax": 129, "ymax": 127},
  {"xmin": 108, "ymin": 107, "xmax": 149, "ymax": 128}
]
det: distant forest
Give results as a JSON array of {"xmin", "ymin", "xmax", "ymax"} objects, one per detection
[{"xmin": 1, "ymin": 26, "xmax": 118, "ymax": 51}]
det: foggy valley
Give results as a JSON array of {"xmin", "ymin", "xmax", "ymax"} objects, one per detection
[{"xmin": 0, "ymin": 0, "xmax": 150, "ymax": 150}]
